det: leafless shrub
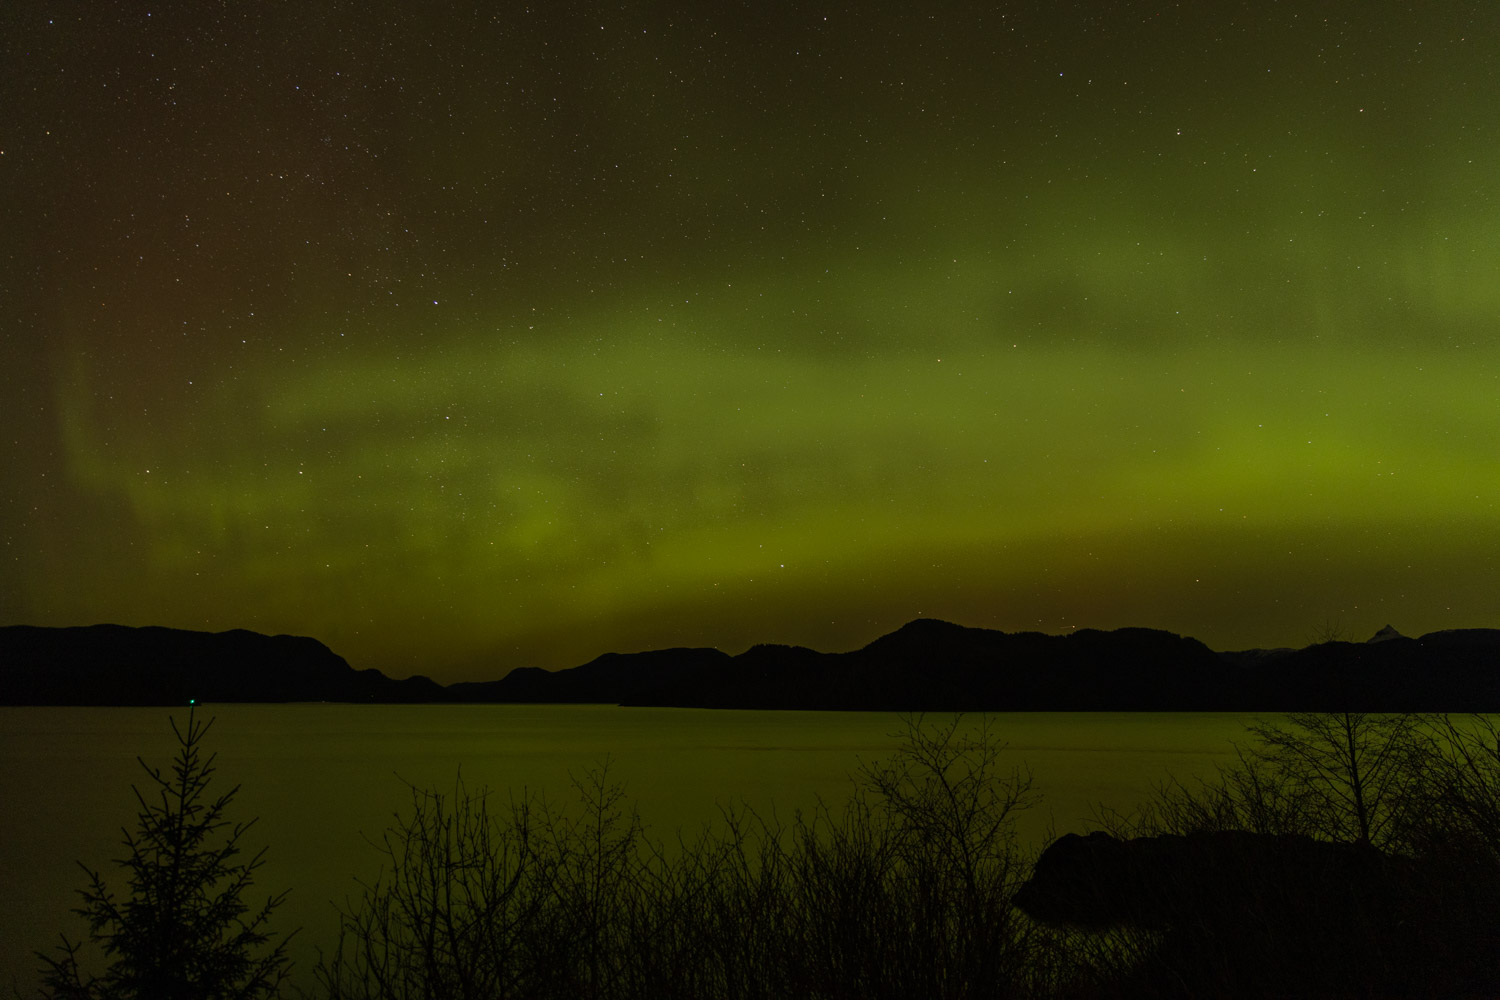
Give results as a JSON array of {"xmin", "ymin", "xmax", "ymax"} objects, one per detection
[{"xmin": 318, "ymin": 715, "xmax": 1043, "ymax": 1000}]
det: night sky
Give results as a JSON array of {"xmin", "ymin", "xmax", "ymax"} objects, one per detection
[{"xmin": 4, "ymin": 2, "xmax": 1497, "ymax": 681}]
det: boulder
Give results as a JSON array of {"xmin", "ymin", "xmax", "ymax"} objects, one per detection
[{"xmin": 1015, "ymin": 830, "xmax": 1500, "ymax": 998}]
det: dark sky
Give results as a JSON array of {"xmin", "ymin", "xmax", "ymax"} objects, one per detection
[{"xmin": 4, "ymin": 2, "xmax": 1497, "ymax": 680}]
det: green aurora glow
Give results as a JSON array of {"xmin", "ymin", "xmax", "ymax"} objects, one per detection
[{"xmin": 4, "ymin": 3, "xmax": 1497, "ymax": 677}]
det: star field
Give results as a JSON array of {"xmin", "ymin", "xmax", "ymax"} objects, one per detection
[{"xmin": 4, "ymin": 3, "xmax": 1498, "ymax": 678}]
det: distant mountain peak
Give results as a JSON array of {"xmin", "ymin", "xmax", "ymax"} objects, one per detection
[{"xmin": 8, "ymin": 618, "xmax": 1500, "ymax": 711}]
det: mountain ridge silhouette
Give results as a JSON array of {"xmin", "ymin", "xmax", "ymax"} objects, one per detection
[{"xmin": 3, "ymin": 620, "xmax": 1498, "ymax": 710}]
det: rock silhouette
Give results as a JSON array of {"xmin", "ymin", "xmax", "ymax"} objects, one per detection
[{"xmin": 1016, "ymin": 830, "xmax": 1500, "ymax": 998}]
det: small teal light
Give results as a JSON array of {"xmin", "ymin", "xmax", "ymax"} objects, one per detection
[{"xmin": 189, "ymin": 698, "xmax": 196, "ymax": 705}]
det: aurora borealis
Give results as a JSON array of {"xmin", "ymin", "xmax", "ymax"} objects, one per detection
[{"xmin": 4, "ymin": 3, "xmax": 1497, "ymax": 680}]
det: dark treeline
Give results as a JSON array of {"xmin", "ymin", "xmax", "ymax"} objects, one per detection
[{"xmin": 30, "ymin": 713, "xmax": 1500, "ymax": 999}]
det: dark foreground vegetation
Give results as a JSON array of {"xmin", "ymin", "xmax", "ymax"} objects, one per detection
[{"xmin": 32, "ymin": 712, "xmax": 1500, "ymax": 999}]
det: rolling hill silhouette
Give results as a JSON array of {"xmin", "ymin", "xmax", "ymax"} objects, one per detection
[
  {"xmin": 0, "ymin": 624, "xmax": 443, "ymax": 705},
  {"xmin": 3, "ymin": 620, "xmax": 1498, "ymax": 710}
]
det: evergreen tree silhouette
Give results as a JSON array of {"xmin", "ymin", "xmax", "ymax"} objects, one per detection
[{"xmin": 36, "ymin": 709, "xmax": 292, "ymax": 1000}]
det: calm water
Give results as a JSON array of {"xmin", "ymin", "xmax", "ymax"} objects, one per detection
[{"xmin": 0, "ymin": 705, "xmax": 1258, "ymax": 993}]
